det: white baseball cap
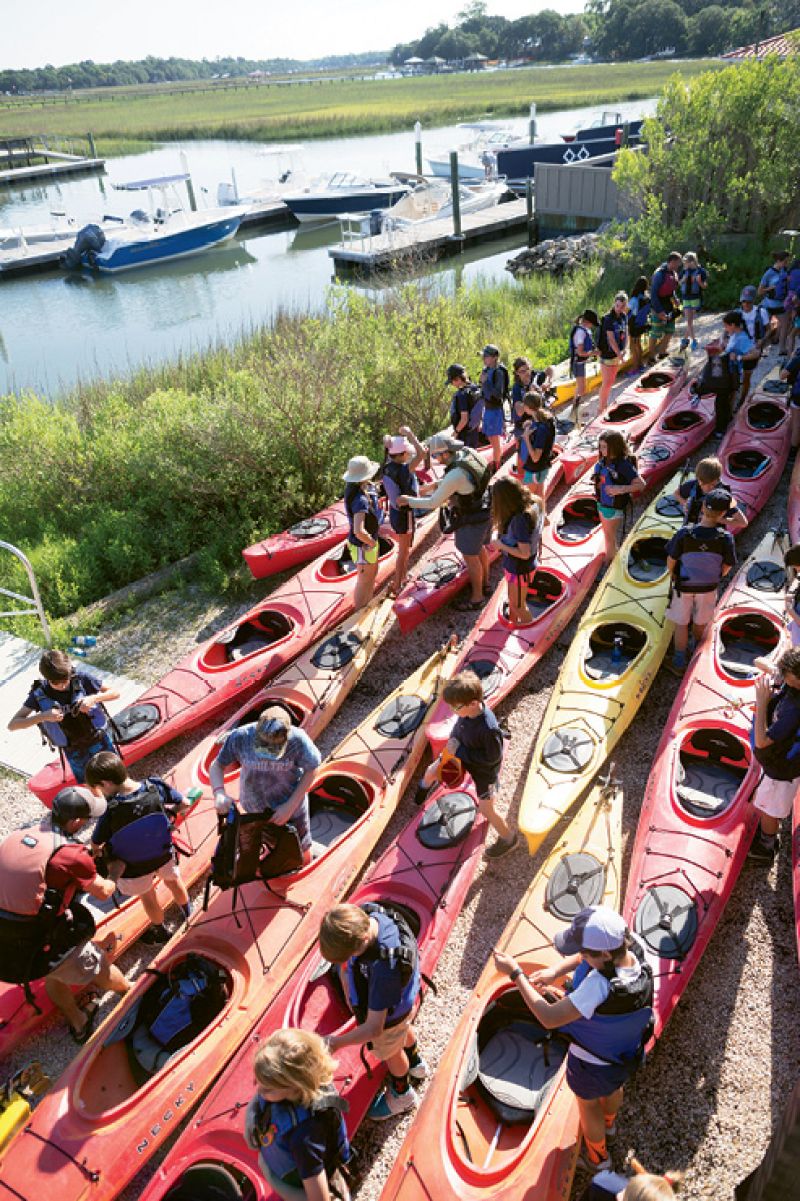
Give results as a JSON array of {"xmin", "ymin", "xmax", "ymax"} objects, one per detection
[{"xmin": 554, "ymin": 905, "xmax": 628, "ymax": 955}]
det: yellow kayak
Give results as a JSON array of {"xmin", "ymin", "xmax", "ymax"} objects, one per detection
[
  {"xmin": 519, "ymin": 478, "xmax": 684, "ymax": 854},
  {"xmin": 548, "ymin": 351, "xmax": 635, "ymax": 409},
  {"xmin": 0, "ymin": 1064, "xmax": 49, "ymax": 1160}
]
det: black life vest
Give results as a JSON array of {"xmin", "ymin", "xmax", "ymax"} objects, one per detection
[
  {"xmin": 684, "ymin": 480, "xmax": 732, "ymax": 526},
  {"xmin": 521, "ymin": 417, "xmax": 556, "ymax": 470},
  {"xmin": 450, "ymin": 382, "xmax": 483, "ymax": 432},
  {"xmin": 482, "ymin": 364, "xmax": 510, "ymax": 410},
  {"xmin": 593, "ymin": 455, "xmax": 637, "ymax": 511},
  {"xmin": 671, "ymin": 524, "xmax": 730, "ymax": 595},
  {"xmin": 103, "ymin": 781, "xmax": 176, "ymax": 878},
  {"xmin": 442, "ymin": 448, "xmax": 491, "ymax": 529},
  {"xmin": 561, "ymin": 937, "xmax": 654, "ymax": 1066},
  {"xmin": 569, "ymin": 322, "xmax": 593, "ymax": 371}
]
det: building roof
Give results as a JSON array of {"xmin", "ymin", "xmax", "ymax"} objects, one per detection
[{"xmin": 722, "ymin": 30, "xmax": 799, "ymax": 59}]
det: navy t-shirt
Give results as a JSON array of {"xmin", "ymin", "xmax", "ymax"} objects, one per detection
[
  {"xmin": 453, "ymin": 704, "xmax": 504, "ymax": 771},
  {"xmin": 766, "ymin": 684, "xmax": 800, "ymax": 744},
  {"xmin": 520, "ymin": 418, "xmax": 553, "ymax": 470},
  {"xmin": 678, "ymin": 478, "xmax": 735, "ymax": 526},
  {"xmin": 598, "ymin": 311, "xmax": 627, "ymax": 358},
  {"xmin": 500, "ymin": 510, "xmax": 540, "ymax": 575},
  {"xmin": 593, "ymin": 457, "xmax": 637, "ymax": 509}
]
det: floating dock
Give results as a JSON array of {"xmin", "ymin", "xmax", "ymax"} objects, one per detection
[
  {"xmin": 328, "ymin": 199, "xmax": 531, "ymax": 274},
  {"xmin": 0, "ymin": 137, "xmax": 105, "ymax": 186}
]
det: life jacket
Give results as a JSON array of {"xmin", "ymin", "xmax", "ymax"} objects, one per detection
[
  {"xmin": 29, "ymin": 676, "xmax": 107, "ymax": 749},
  {"xmin": 751, "ymin": 684, "xmax": 800, "ymax": 781},
  {"xmin": 681, "ymin": 266, "xmax": 704, "ymax": 300},
  {"xmin": 569, "ymin": 323, "xmax": 593, "ymax": 371},
  {"xmin": 521, "ymin": 417, "xmax": 556, "ymax": 471},
  {"xmin": 0, "ymin": 824, "xmax": 97, "ymax": 986},
  {"xmin": 652, "ymin": 263, "xmax": 678, "ymax": 307},
  {"xmin": 345, "ymin": 485, "xmax": 381, "ymax": 546},
  {"xmin": 561, "ymin": 938, "xmax": 654, "ymax": 1066},
  {"xmin": 627, "ymin": 294, "xmax": 651, "ymax": 335},
  {"xmin": 254, "ymin": 1086, "xmax": 350, "ymax": 1184},
  {"xmin": 381, "ymin": 459, "xmax": 417, "ymax": 512},
  {"xmin": 450, "ymin": 382, "xmax": 484, "ymax": 433},
  {"xmin": 593, "ymin": 456, "xmax": 637, "ymax": 512},
  {"xmin": 343, "ymin": 903, "xmax": 420, "ymax": 1026},
  {"xmin": 481, "ymin": 364, "xmax": 510, "ymax": 410},
  {"xmin": 598, "ymin": 312, "xmax": 627, "ymax": 359},
  {"xmin": 102, "ymin": 781, "xmax": 176, "ymax": 878},
  {"xmin": 737, "ymin": 306, "xmax": 768, "ymax": 343},
  {"xmin": 442, "ymin": 447, "xmax": 491, "ymax": 529},
  {"xmin": 683, "ymin": 480, "xmax": 732, "ymax": 526},
  {"xmin": 697, "ymin": 352, "xmax": 736, "ymax": 399},
  {"xmin": 671, "ymin": 524, "xmax": 730, "ymax": 594}
]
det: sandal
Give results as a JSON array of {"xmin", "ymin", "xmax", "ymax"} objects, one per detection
[
  {"xmin": 455, "ymin": 598, "xmax": 484, "ymax": 612},
  {"xmin": 70, "ymin": 1001, "xmax": 100, "ymax": 1045}
]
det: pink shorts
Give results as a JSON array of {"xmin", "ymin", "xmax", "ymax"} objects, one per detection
[
  {"xmin": 754, "ymin": 776, "xmax": 799, "ymax": 820},
  {"xmin": 666, "ymin": 590, "xmax": 717, "ymax": 628}
]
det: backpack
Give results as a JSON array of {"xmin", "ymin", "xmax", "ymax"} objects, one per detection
[
  {"xmin": 209, "ymin": 807, "xmax": 304, "ymax": 891},
  {"xmin": 450, "ymin": 382, "xmax": 483, "ymax": 432},
  {"xmin": 627, "ymin": 296, "xmax": 651, "ymax": 335},
  {"xmin": 348, "ymin": 902, "xmax": 419, "ymax": 1023}
]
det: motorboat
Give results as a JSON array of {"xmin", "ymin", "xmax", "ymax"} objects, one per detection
[
  {"xmin": 0, "ymin": 214, "xmax": 78, "ymax": 251},
  {"xmin": 217, "ymin": 143, "xmax": 309, "ymax": 209},
  {"xmin": 381, "ymin": 175, "xmax": 508, "ymax": 229},
  {"xmin": 497, "ymin": 118, "xmax": 644, "ymax": 193},
  {"xmin": 282, "ymin": 172, "xmax": 410, "ymax": 224},
  {"xmin": 561, "ymin": 110, "xmax": 626, "ymax": 141},
  {"xmin": 427, "ymin": 122, "xmax": 529, "ymax": 182},
  {"xmin": 63, "ymin": 174, "xmax": 245, "ymax": 273}
]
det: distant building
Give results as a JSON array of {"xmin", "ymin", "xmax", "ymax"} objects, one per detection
[{"xmin": 722, "ymin": 29, "xmax": 799, "ymax": 59}]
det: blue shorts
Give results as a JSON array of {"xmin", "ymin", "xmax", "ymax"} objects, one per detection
[
  {"xmin": 454, "ymin": 514, "xmax": 491, "ymax": 558},
  {"xmin": 523, "ymin": 466, "xmax": 549, "ymax": 486},
  {"xmin": 566, "ymin": 1052, "xmax": 635, "ymax": 1100},
  {"xmin": 598, "ymin": 503, "xmax": 622, "ymax": 521},
  {"xmin": 481, "ymin": 406, "xmax": 505, "ymax": 438},
  {"xmin": 64, "ymin": 728, "xmax": 117, "ymax": 784},
  {"xmin": 573, "ymin": 361, "xmax": 587, "ymax": 380},
  {"xmin": 389, "ymin": 507, "xmax": 415, "ymax": 536}
]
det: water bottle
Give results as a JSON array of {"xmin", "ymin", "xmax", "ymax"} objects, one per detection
[
  {"xmin": 72, "ymin": 635, "xmax": 97, "ymax": 647},
  {"xmin": 611, "ymin": 634, "xmax": 624, "ymax": 664},
  {"xmin": 72, "ymin": 648, "xmax": 88, "ymax": 658}
]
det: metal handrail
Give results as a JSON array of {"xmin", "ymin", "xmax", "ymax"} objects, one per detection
[{"xmin": 0, "ymin": 541, "xmax": 51, "ymax": 645}]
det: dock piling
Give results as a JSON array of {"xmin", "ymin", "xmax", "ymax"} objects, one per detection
[
  {"xmin": 526, "ymin": 178, "xmax": 534, "ymax": 246},
  {"xmin": 449, "ymin": 152, "xmax": 463, "ymax": 241},
  {"xmin": 414, "ymin": 121, "xmax": 423, "ymax": 177},
  {"xmin": 87, "ymin": 132, "xmax": 97, "ymax": 158},
  {"xmin": 529, "ymin": 102, "xmax": 537, "ymax": 145}
]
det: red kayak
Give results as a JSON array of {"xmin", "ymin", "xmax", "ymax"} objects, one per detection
[
  {"xmin": 138, "ymin": 781, "xmax": 487, "ymax": 1201},
  {"xmin": 790, "ymin": 452, "xmax": 800, "ymax": 545},
  {"xmin": 242, "ymin": 465, "xmax": 442, "ymax": 580},
  {"xmin": 0, "ymin": 597, "xmax": 396, "ymax": 1059},
  {"xmin": 29, "ymin": 529, "xmax": 415, "ymax": 806},
  {"xmin": 794, "ymin": 788, "xmax": 800, "ymax": 967},
  {"xmin": 624, "ymin": 530, "xmax": 789, "ymax": 1038},
  {"xmin": 0, "ymin": 641, "xmax": 458, "ymax": 1201},
  {"xmin": 426, "ymin": 478, "xmax": 605, "ymax": 754},
  {"xmin": 636, "ymin": 385, "xmax": 716, "ymax": 491},
  {"xmin": 719, "ymin": 382, "xmax": 790, "ymax": 520},
  {"xmin": 558, "ymin": 358, "xmax": 689, "ymax": 486}
]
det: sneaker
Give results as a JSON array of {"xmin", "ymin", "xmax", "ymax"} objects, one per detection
[
  {"xmin": 747, "ymin": 832, "xmax": 778, "ymax": 864},
  {"xmin": 413, "ymin": 785, "xmax": 430, "ymax": 807},
  {"xmin": 667, "ymin": 653, "xmax": 687, "ymax": 677},
  {"xmin": 408, "ymin": 1055, "xmax": 430, "ymax": 1082},
  {"xmin": 577, "ymin": 1149, "xmax": 613, "ymax": 1174},
  {"xmin": 141, "ymin": 924, "xmax": 170, "ymax": 945},
  {"xmin": 485, "ymin": 832, "xmax": 520, "ymax": 860},
  {"xmin": 367, "ymin": 1084, "xmax": 419, "ymax": 1121},
  {"xmin": 691, "ymin": 339, "xmax": 699, "ymax": 351}
]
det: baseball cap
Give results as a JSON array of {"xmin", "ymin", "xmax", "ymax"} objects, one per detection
[
  {"xmin": 446, "ymin": 363, "xmax": 467, "ymax": 383},
  {"xmin": 703, "ymin": 488, "xmax": 731, "ymax": 513},
  {"xmin": 385, "ymin": 435, "xmax": 413, "ymax": 456},
  {"xmin": 482, "ymin": 343, "xmax": 500, "ymax": 357},
  {"xmin": 254, "ymin": 707, "xmax": 292, "ymax": 759},
  {"xmin": 739, "ymin": 285, "xmax": 758, "ymax": 303},
  {"xmin": 427, "ymin": 433, "xmax": 463, "ymax": 457},
  {"xmin": 52, "ymin": 785, "xmax": 107, "ymax": 824},
  {"xmin": 553, "ymin": 905, "xmax": 628, "ymax": 955}
]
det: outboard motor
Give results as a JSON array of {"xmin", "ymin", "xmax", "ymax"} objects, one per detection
[{"xmin": 61, "ymin": 223, "xmax": 106, "ymax": 270}]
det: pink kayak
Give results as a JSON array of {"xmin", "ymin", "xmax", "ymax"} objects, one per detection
[
  {"xmin": 789, "ymin": 452, "xmax": 800, "ymax": 544},
  {"xmin": 135, "ymin": 781, "xmax": 487, "ymax": 1201},
  {"xmin": 636, "ymin": 386, "xmax": 717, "ymax": 491},
  {"xmin": 719, "ymin": 381, "xmax": 790, "ymax": 521},
  {"xmin": 559, "ymin": 359, "xmax": 690, "ymax": 486},
  {"xmin": 426, "ymin": 478, "xmax": 605, "ymax": 755},
  {"xmin": 624, "ymin": 530, "xmax": 789, "ymax": 1037}
]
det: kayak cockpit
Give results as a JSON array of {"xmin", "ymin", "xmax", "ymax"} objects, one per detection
[
  {"xmin": 662, "ymin": 410, "xmax": 703, "ymax": 432},
  {"xmin": 726, "ymin": 450, "xmax": 770, "ymax": 480},
  {"xmin": 163, "ymin": 1162, "xmax": 255, "ymax": 1201},
  {"xmin": 453, "ymin": 992, "xmax": 567, "ymax": 1171},
  {"xmin": 627, "ymin": 536, "xmax": 669, "ymax": 583},
  {"xmin": 556, "ymin": 495, "xmax": 600, "ymax": 543},
  {"xmin": 78, "ymin": 955, "xmax": 233, "ymax": 1114},
  {"xmin": 718, "ymin": 612, "xmax": 780, "ymax": 680},
  {"xmin": 675, "ymin": 729, "xmax": 750, "ymax": 818},
  {"xmin": 318, "ymin": 537, "xmax": 394, "ymax": 580},
  {"xmin": 603, "ymin": 401, "xmax": 645, "ymax": 424},
  {"xmin": 204, "ymin": 612, "xmax": 295, "ymax": 668},
  {"xmin": 636, "ymin": 370, "xmax": 674, "ymax": 391},
  {"xmin": 500, "ymin": 570, "xmax": 564, "ymax": 625},
  {"xmin": 584, "ymin": 623, "xmax": 647, "ymax": 681},
  {"xmin": 745, "ymin": 401, "xmax": 786, "ymax": 431},
  {"xmin": 308, "ymin": 774, "xmax": 372, "ymax": 850}
]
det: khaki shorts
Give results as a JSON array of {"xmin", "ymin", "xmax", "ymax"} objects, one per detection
[
  {"xmin": 370, "ymin": 1000, "xmax": 419, "ymax": 1061},
  {"xmin": 48, "ymin": 939, "xmax": 105, "ymax": 986},
  {"xmin": 116, "ymin": 857, "xmax": 182, "ymax": 897},
  {"xmin": 666, "ymin": 590, "xmax": 717, "ymax": 627},
  {"xmin": 754, "ymin": 776, "xmax": 799, "ymax": 820}
]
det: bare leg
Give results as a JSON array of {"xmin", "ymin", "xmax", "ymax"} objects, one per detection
[
  {"xmin": 354, "ymin": 560, "xmax": 379, "ymax": 610},
  {"xmin": 601, "ymin": 516, "xmax": 619, "ymax": 567},
  {"xmin": 778, "ymin": 310, "xmax": 791, "ymax": 355},
  {"xmin": 673, "ymin": 623, "xmax": 689, "ymax": 656},
  {"xmin": 165, "ymin": 875, "xmax": 190, "ymax": 908},
  {"xmin": 465, "ymin": 553, "xmax": 484, "ymax": 602},
  {"xmin": 576, "ymin": 1094, "xmax": 608, "ymax": 1148},
  {"xmin": 45, "ymin": 977, "xmax": 90, "ymax": 1032},
  {"xmin": 139, "ymin": 887, "xmax": 165, "ymax": 926},
  {"xmin": 392, "ymin": 532, "xmax": 412, "ymax": 594},
  {"xmin": 477, "ymin": 788, "xmax": 512, "ymax": 840},
  {"xmin": 489, "ymin": 434, "xmax": 502, "ymax": 472},
  {"xmin": 597, "ymin": 362, "xmax": 619, "ymax": 414},
  {"xmin": 572, "ymin": 379, "xmax": 586, "ymax": 426},
  {"xmin": 791, "ymin": 407, "xmax": 800, "ymax": 449}
]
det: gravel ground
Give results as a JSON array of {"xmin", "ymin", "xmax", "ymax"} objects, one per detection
[{"xmin": 2, "ymin": 314, "xmax": 798, "ymax": 1200}]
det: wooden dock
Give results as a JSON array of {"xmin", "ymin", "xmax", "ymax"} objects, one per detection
[
  {"xmin": 328, "ymin": 199, "xmax": 531, "ymax": 274},
  {"xmin": 0, "ymin": 148, "xmax": 105, "ymax": 186}
]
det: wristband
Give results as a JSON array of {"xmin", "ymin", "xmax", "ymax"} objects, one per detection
[{"xmin": 510, "ymin": 967, "xmax": 523, "ymax": 983}]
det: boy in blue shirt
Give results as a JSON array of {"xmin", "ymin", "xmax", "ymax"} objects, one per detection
[
  {"xmin": 665, "ymin": 490, "xmax": 736, "ymax": 675},
  {"xmin": 479, "ymin": 343, "xmax": 509, "ymax": 472}
]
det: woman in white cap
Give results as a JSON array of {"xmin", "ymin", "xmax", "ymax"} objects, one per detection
[
  {"xmin": 342, "ymin": 454, "xmax": 383, "ymax": 610},
  {"xmin": 381, "ymin": 426, "xmax": 426, "ymax": 595},
  {"xmin": 494, "ymin": 905, "xmax": 653, "ymax": 1174}
]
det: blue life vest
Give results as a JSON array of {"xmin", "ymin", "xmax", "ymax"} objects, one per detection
[
  {"xmin": 343, "ymin": 903, "xmax": 420, "ymax": 1026},
  {"xmin": 751, "ymin": 684, "xmax": 800, "ymax": 781},
  {"xmin": 671, "ymin": 524, "xmax": 730, "ymax": 594},
  {"xmin": 31, "ymin": 677, "xmax": 107, "ymax": 749},
  {"xmin": 450, "ymin": 382, "xmax": 484, "ymax": 433},
  {"xmin": 681, "ymin": 266, "xmax": 704, "ymax": 300},
  {"xmin": 255, "ymin": 1087, "xmax": 350, "ymax": 1184},
  {"xmin": 104, "ymin": 781, "xmax": 176, "ymax": 878},
  {"xmin": 561, "ymin": 940, "xmax": 654, "ymax": 1066},
  {"xmin": 569, "ymin": 323, "xmax": 593, "ymax": 371},
  {"xmin": 481, "ymin": 364, "xmax": 509, "ymax": 410},
  {"xmin": 381, "ymin": 460, "xmax": 417, "ymax": 512},
  {"xmin": 628, "ymin": 294, "xmax": 651, "ymax": 335},
  {"xmin": 344, "ymin": 486, "xmax": 382, "ymax": 547}
]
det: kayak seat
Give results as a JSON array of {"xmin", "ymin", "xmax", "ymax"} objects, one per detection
[
  {"xmin": 558, "ymin": 497, "xmax": 599, "ymax": 543},
  {"xmin": 761, "ymin": 378, "xmax": 789, "ymax": 394},
  {"xmin": 627, "ymin": 536, "xmax": 668, "ymax": 583},
  {"xmin": 727, "ymin": 450, "xmax": 769, "ymax": 480},
  {"xmin": 585, "ymin": 623, "xmax": 647, "ymax": 681},
  {"xmin": 676, "ymin": 729, "xmax": 748, "ymax": 818},
  {"xmin": 467, "ymin": 995, "xmax": 567, "ymax": 1125},
  {"xmin": 526, "ymin": 570, "xmax": 563, "ymax": 616},
  {"xmin": 163, "ymin": 1163, "xmax": 252, "ymax": 1201},
  {"xmin": 417, "ymin": 790, "xmax": 477, "ymax": 850},
  {"xmin": 112, "ymin": 702, "xmax": 162, "ymax": 744},
  {"xmin": 637, "ymin": 371, "xmax": 673, "ymax": 390},
  {"xmin": 604, "ymin": 402, "xmax": 645, "ymax": 424},
  {"xmin": 420, "ymin": 557, "xmax": 461, "ymax": 587},
  {"xmin": 663, "ymin": 411, "xmax": 702, "ymax": 432},
  {"xmin": 217, "ymin": 613, "xmax": 294, "ymax": 663},
  {"xmin": 719, "ymin": 613, "xmax": 780, "ymax": 679},
  {"xmin": 746, "ymin": 401, "xmax": 785, "ymax": 430},
  {"xmin": 308, "ymin": 775, "xmax": 370, "ymax": 848}
]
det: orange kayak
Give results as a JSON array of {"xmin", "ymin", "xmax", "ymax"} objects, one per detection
[
  {"xmin": 0, "ymin": 595, "xmax": 396, "ymax": 1058},
  {"xmin": 379, "ymin": 774, "xmax": 623, "ymax": 1201},
  {"xmin": 0, "ymin": 639, "xmax": 458, "ymax": 1200},
  {"xmin": 426, "ymin": 477, "xmax": 605, "ymax": 755}
]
